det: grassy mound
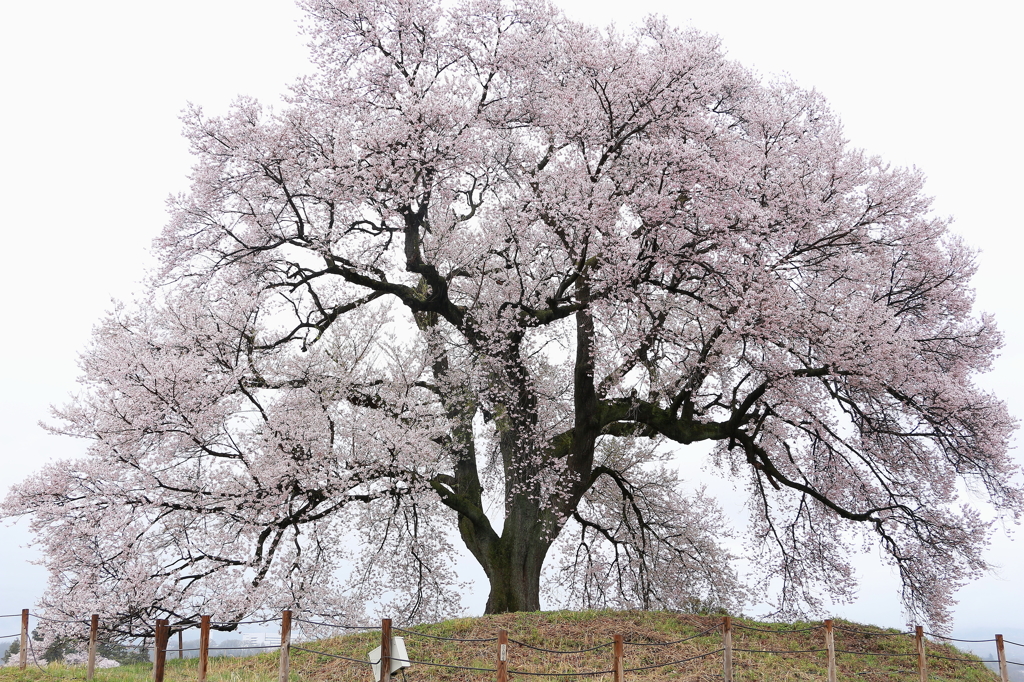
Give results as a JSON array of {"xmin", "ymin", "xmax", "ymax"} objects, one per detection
[{"xmin": 0, "ymin": 610, "xmax": 998, "ymax": 682}]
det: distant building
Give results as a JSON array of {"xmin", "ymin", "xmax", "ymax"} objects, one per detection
[{"xmin": 240, "ymin": 633, "xmax": 280, "ymax": 648}]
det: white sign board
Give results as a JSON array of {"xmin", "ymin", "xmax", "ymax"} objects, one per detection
[{"xmin": 367, "ymin": 637, "xmax": 410, "ymax": 680}]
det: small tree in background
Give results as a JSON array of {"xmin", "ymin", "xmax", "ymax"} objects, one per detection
[
  {"xmin": 4, "ymin": 0, "xmax": 1019, "ymax": 634},
  {"xmin": 2, "ymin": 640, "xmax": 17, "ymax": 665},
  {"xmin": 97, "ymin": 641, "xmax": 149, "ymax": 666}
]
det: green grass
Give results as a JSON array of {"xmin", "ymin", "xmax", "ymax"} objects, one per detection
[{"xmin": 0, "ymin": 611, "xmax": 998, "ymax": 682}]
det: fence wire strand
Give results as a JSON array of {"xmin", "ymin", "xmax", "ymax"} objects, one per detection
[
  {"xmin": 733, "ymin": 647, "xmax": 828, "ymax": 654},
  {"xmin": 733, "ymin": 623, "xmax": 823, "ymax": 633},
  {"xmin": 833, "ymin": 626, "xmax": 914, "ymax": 637},
  {"xmin": 26, "ymin": 628, "xmax": 52, "ymax": 675},
  {"xmin": 924, "ymin": 632, "xmax": 996, "ymax": 643},
  {"xmin": 508, "ymin": 638, "xmax": 612, "ymax": 654},
  {"xmin": 294, "ymin": 617, "xmax": 377, "ymax": 631},
  {"xmin": 508, "ymin": 667, "xmax": 614, "ymax": 677},
  {"xmin": 625, "ymin": 624, "xmax": 720, "ymax": 646},
  {"xmin": 926, "ymin": 653, "xmax": 994, "ymax": 663},
  {"xmin": 400, "ymin": 657, "xmax": 496, "ymax": 672},
  {"xmin": 290, "ymin": 644, "xmax": 376, "ymax": 665},
  {"xmin": 29, "ymin": 613, "xmax": 90, "ymax": 624},
  {"xmin": 393, "ymin": 626, "xmax": 497, "ymax": 643},
  {"xmin": 833, "ymin": 649, "xmax": 919, "ymax": 657},
  {"xmin": 208, "ymin": 618, "xmax": 280, "ymax": 626},
  {"xmin": 623, "ymin": 647, "xmax": 726, "ymax": 672}
]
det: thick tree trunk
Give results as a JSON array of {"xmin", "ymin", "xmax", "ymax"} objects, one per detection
[
  {"xmin": 452, "ymin": 475, "xmax": 557, "ymax": 614},
  {"xmin": 480, "ymin": 530, "xmax": 550, "ymax": 613},
  {"xmin": 453, "ymin": 398, "xmax": 593, "ymax": 613},
  {"xmin": 424, "ymin": 313, "xmax": 591, "ymax": 615},
  {"xmin": 475, "ymin": 289, "xmax": 601, "ymax": 614}
]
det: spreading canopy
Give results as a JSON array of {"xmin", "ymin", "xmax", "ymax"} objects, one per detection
[{"xmin": 6, "ymin": 0, "xmax": 1020, "ymax": 636}]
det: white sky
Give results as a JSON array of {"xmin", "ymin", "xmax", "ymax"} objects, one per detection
[{"xmin": 1, "ymin": 0, "xmax": 1021, "ymax": 649}]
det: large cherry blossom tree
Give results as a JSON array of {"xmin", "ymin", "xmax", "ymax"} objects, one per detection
[{"xmin": 5, "ymin": 0, "xmax": 1020, "ymax": 634}]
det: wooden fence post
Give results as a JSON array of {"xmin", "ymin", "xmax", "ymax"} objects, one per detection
[
  {"xmin": 996, "ymin": 634, "xmax": 1009, "ymax": 682},
  {"xmin": 19, "ymin": 609, "xmax": 28, "ymax": 670},
  {"xmin": 178, "ymin": 629, "xmax": 183, "ymax": 660},
  {"xmin": 612, "ymin": 634, "xmax": 624, "ymax": 682},
  {"xmin": 824, "ymin": 619, "xmax": 836, "ymax": 682},
  {"xmin": 279, "ymin": 610, "xmax": 292, "ymax": 682},
  {"xmin": 153, "ymin": 619, "xmax": 169, "ymax": 682},
  {"xmin": 915, "ymin": 625, "xmax": 927, "ymax": 682},
  {"xmin": 496, "ymin": 629, "xmax": 508, "ymax": 682},
  {"xmin": 722, "ymin": 616, "xmax": 733, "ymax": 682},
  {"xmin": 198, "ymin": 615, "xmax": 211, "ymax": 682},
  {"xmin": 87, "ymin": 614, "xmax": 99, "ymax": 681},
  {"xmin": 380, "ymin": 619, "xmax": 392, "ymax": 682}
]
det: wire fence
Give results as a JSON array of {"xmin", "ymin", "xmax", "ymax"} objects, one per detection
[
  {"xmin": 2, "ymin": 609, "xmax": 1019, "ymax": 681},
  {"xmin": 623, "ymin": 647, "xmax": 725, "ymax": 673},
  {"xmin": 833, "ymin": 624, "xmax": 915, "ymax": 637},
  {"xmin": 624, "ymin": 623, "xmax": 720, "ymax": 646},
  {"xmin": 394, "ymin": 626, "xmax": 498, "ymax": 643},
  {"xmin": 505, "ymin": 639, "xmax": 610, "ymax": 654}
]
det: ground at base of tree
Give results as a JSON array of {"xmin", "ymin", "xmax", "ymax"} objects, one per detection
[{"xmin": 0, "ymin": 611, "xmax": 998, "ymax": 682}]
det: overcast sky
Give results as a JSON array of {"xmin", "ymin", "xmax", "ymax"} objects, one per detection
[{"xmin": 1, "ymin": 0, "xmax": 1021, "ymax": 648}]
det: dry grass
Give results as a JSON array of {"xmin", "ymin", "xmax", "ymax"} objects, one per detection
[{"xmin": 0, "ymin": 611, "xmax": 998, "ymax": 682}]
